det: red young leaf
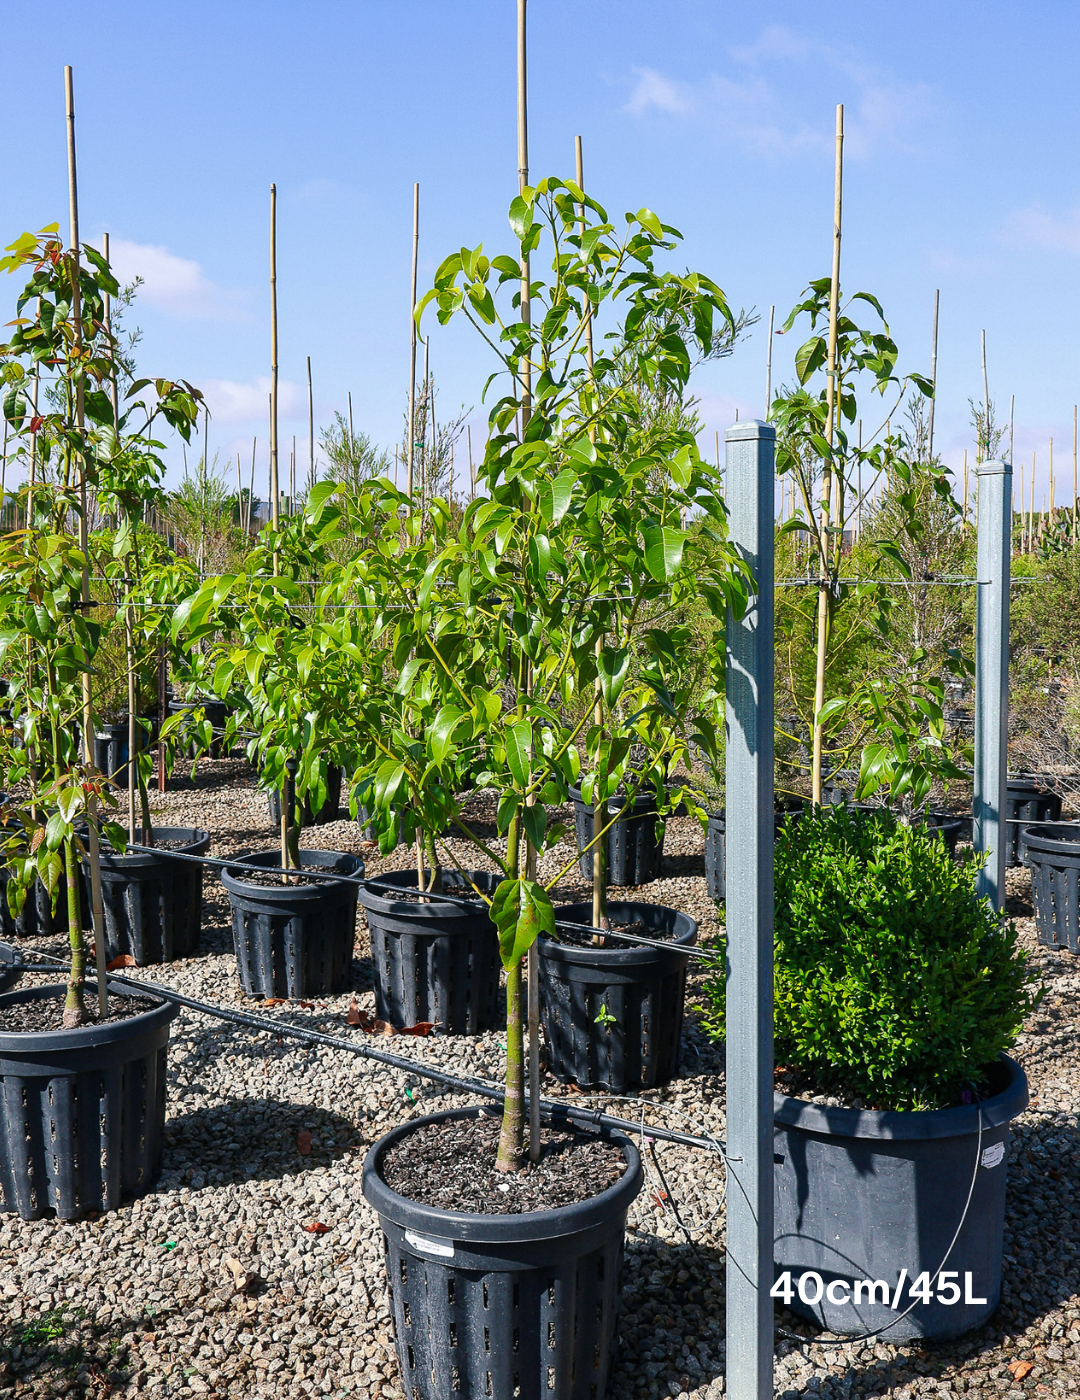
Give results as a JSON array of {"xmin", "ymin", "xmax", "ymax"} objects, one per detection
[
  {"xmin": 297, "ymin": 1001, "xmax": 315, "ymax": 1010},
  {"xmin": 303, "ymin": 1221, "xmax": 330, "ymax": 1234},
  {"xmin": 30, "ymin": 415, "xmax": 44, "ymax": 433},
  {"xmin": 106, "ymin": 954, "xmax": 136, "ymax": 970},
  {"xmin": 399, "ymin": 1022, "xmax": 437, "ymax": 1037},
  {"xmin": 650, "ymin": 1190, "xmax": 669, "ymax": 1209},
  {"xmin": 296, "ymin": 1130, "xmax": 313, "ymax": 1156}
]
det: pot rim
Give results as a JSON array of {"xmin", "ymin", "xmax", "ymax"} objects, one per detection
[
  {"xmin": 569, "ymin": 784, "xmax": 659, "ymax": 815},
  {"xmin": 356, "ymin": 867, "xmax": 499, "ymax": 919},
  {"xmin": 85, "ymin": 826, "xmax": 211, "ymax": 870},
  {"xmin": 221, "ymin": 847, "xmax": 364, "ymax": 899},
  {"xmin": 1019, "ymin": 821, "xmax": 1080, "ymax": 856},
  {"xmin": 0, "ymin": 980, "xmax": 179, "ymax": 1053},
  {"xmin": 362, "ymin": 1103, "xmax": 643, "ymax": 1244},
  {"xmin": 773, "ymin": 1052, "xmax": 1028, "ymax": 1141},
  {"xmin": 538, "ymin": 899, "xmax": 697, "ymax": 967}
]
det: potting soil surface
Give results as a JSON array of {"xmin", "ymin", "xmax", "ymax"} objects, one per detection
[
  {"xmin": 380, "ymin": 1112, "xmax": 627, "ymax": 1213},
  {"xmin": 226, "ymin": 862, "xmax": 345, "ymax": 888},
  {"xmin": 0, "ymin": 991, "xmax": 162, "ymax": 1032}
]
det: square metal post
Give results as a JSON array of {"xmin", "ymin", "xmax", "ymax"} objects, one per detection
[
  {"xmin": 724, "ymin": 420, "xmax": 775, "ymax": 1400},
  {"xmin": 973, "ymin": 459, "xmax": 1012, "ymax": 911}
]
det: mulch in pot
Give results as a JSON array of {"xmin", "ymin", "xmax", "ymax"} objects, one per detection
[
  {"xmin": 380, "ymin": 1112, "xmax": 626, "ymax": 1214},
  {"xmin": 227, "ymin": 862, "xmax": 340, "ymax": 888},
  {"xmin": 0, "ymin": 990, "xmax": 162, "ymax": 1033}
]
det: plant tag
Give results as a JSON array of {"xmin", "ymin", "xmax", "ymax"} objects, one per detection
[
  {"xmin": 405, "ymin": 1230, "xmax": 455, "ymax": 1259},
  {"xmin": 980, "ymin": 1142, "xmax": 1005, "ymax": 1169}
]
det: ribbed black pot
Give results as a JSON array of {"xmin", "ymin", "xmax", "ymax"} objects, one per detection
[
  {"xmin": 569, "ymin": 785, "xmax": 665, "ymax": 887},
  {"xmin": 537, "ymin": 901, "xmax": 697, "ymax": 1091},
  {"xmin": 79, "ymin": 827, "xmax": 210, "ymax": 965},
  {"xmin": 0, "ymin": 982, "xmax": 179, "ymax": 1221},
  {"xmin": 0, "ymin": 944, "xmax": 23, "ymax": 993},
  {"xmin": 774, "ymin": 1054, "xmax": 1028, "ymax": 1341},
  {"xmin": 267, "ymin": 765, "xmax": 343, "ymax": 827},
  {"xmin": 919, "ymin": 809, "xmax": 966, "ymax": 856},
  {"xmin": 1020, "ymin": 821, "xmax": 1080, "ymax": 954},
  {"xmin": 0, "ymin": 866, "xmax": 68, "ymax": 939},
  {"xmin": 93, "ymin": 717, "xmax": 154, "ymax": 783},
  {"xmin": 168, "ymin": 697, "xmax": 228, "ymax": 759},
  {"xmin": 357, "ymin": 870, "xmax": 502, "ymax": 1034},
  {"xmin": 362, "ymin": 1104, "xmax": 643, "ymax": 1400},
  {"xmin": 221, "ymin": 848, "xmax": 363, "ymax": 998},
  {"xmin": 705, "ymin": 800, "xmax": 804, "ymax": 903},
  {"xmin": 1005, "ymin": 777, "xmax": 1062, "ymax": 867}
]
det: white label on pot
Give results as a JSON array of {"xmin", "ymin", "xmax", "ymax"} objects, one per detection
[
  {"xmin": 405, "ymin": 1230, "xmax": 455, "ymax": 1258},
  {"xmin": 981, "ymin": 1142, "xmax": 1005, "ymax": 1169}
]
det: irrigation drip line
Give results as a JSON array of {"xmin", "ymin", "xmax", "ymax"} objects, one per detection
[
  {"xmin": 119, "ymin": 842, "xmax": 721, "ymax": 963},
  {"xmin": 1, "ymin": 943, "xmax": 726, "ymax": 1159}
]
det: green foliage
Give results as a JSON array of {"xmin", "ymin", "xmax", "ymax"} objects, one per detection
[{"xmin": 702, "ymin": 807, "xmax": 1041, "ymax": 1110}]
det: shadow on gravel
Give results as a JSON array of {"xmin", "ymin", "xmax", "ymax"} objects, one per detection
[
  {"xmin": 162, "ymin": 1096, "xmax": 366, "ymax": 1188},
  {"xmin": 0, "ymin": 1306, "xmax": 148, "ymax": 1397}
]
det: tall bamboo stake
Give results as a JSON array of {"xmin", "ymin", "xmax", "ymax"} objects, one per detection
[
  {"xmin": 348, "ymin": 392, "xmax": 354, "ymax": 453},
  {"xmin": 928, "ymin": 288, "xmax": 940, "ymax": 459},
  {"xmin": 1019, "ymin": 461, "xmax": 1025, "ymax": 553},
  {"xmin": 248, "ymin": 436, "xmax": 257, "ymax": 535},
  {"xmin": 407, "ymin": 183, "xmax": 419, "ymax": 499},
  {"xmin": 811, "ymin": 103, "xmax": 843, "ymax": 807},
  {"xmin": 291, "ymin": 435, "xmax": 296, "ymax": 512},
  {"xmin": 963, "ymin": 450, "xmax": 969, "ymax": 525},
  {"xmin": 1008, "ymin": 393, "xmax": 1014, "ymax": 467},
  {"xmin": 235, "ymin": 453, "xmax": 243, "ymax": 530},
  {"xmin": 1030, "ymin": 450, "xmax": 1036, "ymax": 546},
  {"xmin": 66, "ymin": 65, "xmax": 108, "ymax": 1019},
  {"xmin": 467, "ymin": 424, "xmax": 474, "ymax": 500},
  {"xmin": 270, "ymin": 185, "xmax": 280, "ymax": 540},
  {"xmin": 307, "ymin": 355, "xmax": 315, "ymax": 491},
  {"xmin": 1050, "ymin": 437, "xmax": 1055, "ymax": 527},
  {"xmin": 765, "ymin": 303, "xmax": 775, "ymax": 417}
]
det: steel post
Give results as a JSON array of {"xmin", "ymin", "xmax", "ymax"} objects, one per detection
[{"xmin": 973, "ymin": 458, "xmax": 1012, "ymax": 910}]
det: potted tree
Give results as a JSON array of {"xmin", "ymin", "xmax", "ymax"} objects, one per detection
[
  {"xmin": 705, "ymin": 806, "xmax": 1039, "ymax": 1341},
  {"xmin": 0, "ymin": 225, "xmax": 198, "ymax": 1218},
  {"xmin": 360, "ymin": 177, "xmax": 747, "ymax": 1397},
  {"xmin": 173, "ymin": 489, "xmax": 364, "ymax": 999}
]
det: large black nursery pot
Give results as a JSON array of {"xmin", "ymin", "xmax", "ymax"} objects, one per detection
[
  {"xmin": 221, "ymin": 848, "xmax": 363, "ymax": 999},
  {"xmin": 0, "ymin": 981, "xmax": 179, "ymax": 1221},
  {"xmin": 357, "ymin": 869, "xmax": 502, "ymax": 1034},
  {"xmin": 0, "ymin": 943, "xmax": 23, "ymax": 993},
  {"xmin": 362, "ymin": 1104, "xmax": 643, "ymax": 1400},
  {"xmin": 0, "ymin": 864, "xmax": 68, "ymax": 939},
  {"xmin": 168, "ymin": 696, "xmax": 228, "ymax": 759},
  {"xmin": 267, "ymin": 764, "xmax": 343, "ymax": 827},
  {"xmin": 1005, "ymin": 775, "xmax": 1062, "ymax": 867},
  {"xmin": 1020, "ymin": 821, "xmax": 1080, "ymax": 954},
  {"xmin": 773, "ymin": 1054, "xmax": 1028, "ymax": 1342},
  {"xmin": 705, "ymin": 799, "xmax": 803, "ymax": 903},
  {"xmin": 537, "ymin": 900, "xmax": 697, "ymax": 1092},
  {"xmin": 93, "ymin": 716, "xmax": 154, "ymax": 784},
  {"xmin": 569, "ymin": 784, "xmax": 665, "ymax": 887},
  {"xmin": 80, "ymin": 826, "xmax": 210, "ymax": 965}
]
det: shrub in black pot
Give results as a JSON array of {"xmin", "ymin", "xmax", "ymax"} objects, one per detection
[
  {"xmin": 1020, "ymin": 821, "xmax": 1080, "ymax": 955},
  {"xmin": 569, "ymin": 783, "xmax": 666, "ymax": 887},
  {"xmin": 78, "ymin": 826, "xmax": 210, "ymax": 965},
  {"xmin": 221, "ymin": 848, "xmax": 363, "ymax": 998},
  {"xmin": 537, "ymin": 900, "xmax": 697, "ymax": 1091},
  {"xmin": 357, "ymin": 868, "xmax": 502, "ymax": 1034},
  {"xmin": 704, "ymin": 806, "xmax": 1041, "ymax": 1341},
  {"xmin": 0, "ymin": 981, "xmax": 178, "ymax": 1220}
]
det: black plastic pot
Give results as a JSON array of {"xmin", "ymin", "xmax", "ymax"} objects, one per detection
[
  {"xmin": 80, "ymin": 827, "xmax": 210, "ymax": 965},
  {"xmin": 1005, "ymin": 777, "xmax": 1062, "ymax": 867},
  {"xmin": 0, "ymin": 981, "xmax": 179, "ymax": 1221},
  {"xmin": 918, "ymin": 809, "xmax": 966, "ymax": 857},
  {"xmin": 0, "ymin": 865, "xmax": 68, "ymax": 939},
  {"xmin": 93, "ymin": 717, "xmax": 153, "ymax": 783},
  {"xmin": 537, "ymin": 901, "xmax": 697, "ymax": 1091},
  {"xmin": 0, "ymin": 943, "xmax": 23, "ymax": 993},
  {"xmin": 569, "ymin": 785, "xmax": 665, "ymax": 887},
  {"xmin": 357, "ymin": 869, "xmax": 502, "ymax": 1034},
  {"xmin": 168, "ymin": 697, "xmax": 228, "ymax": 759},
  {"xmin": 1020, "ymin": 821, "xmax": 1080, "ymax": 954},
  {"xmin": 267, "ymin": 764, "xmax": 343, "ymax": 827},
  {"xmin": 705, "ymin": 800, "xmax": 804, "ymax": 903},
  {"xmin": 773, "ymin": 1054, "xmax": 1028, "ymax": 1341},
  {"xmin": 221, "ymin": 848, "xmax": 363, "ymax": 998},
  {"xmin": 362, "ymin": 1104, "xmax": 643, "ymax": 1400}
]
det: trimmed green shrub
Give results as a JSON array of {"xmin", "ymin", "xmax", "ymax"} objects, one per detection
[{"xmin": 703, "ymin": 806, "xmax": 1041, "ymax": 1110}]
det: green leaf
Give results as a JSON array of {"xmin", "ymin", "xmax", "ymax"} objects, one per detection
[
  {"xmin": 505, "ymin": 721, "xmax": 531, "ymax": 788},
  {"xmin": 597, "ymin": 646, "xmax": 630, "ymax": 707},
  {"xmin": 539, "ymin": 469, "xmax": 575, "ymax": 525},
  {"xmin": 429, "ymin": 705, "xmax": 464, "ymax": 764},
  {"xmin": 490, "ymin": 877, "xmax": 555, "ymax": 971},
  {"xmin": 374, "ymin": 760, "xmax": 405, "ymax": 811},
  {"xmin": 641, "ymin": 523, "xmax": 685, "ymax": 582},
  {"xmin": 522, "ymin": 802, "xmax": 547, "ymax": 853}
]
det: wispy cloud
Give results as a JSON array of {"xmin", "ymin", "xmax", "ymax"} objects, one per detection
[
  {"xmin": 999, "ymin": 204, "xmax": 1080, "ymax": 255},
  {"xmin": 202, "ymin": 376, "xmax": 303, "ymax": 424},
  {"xmin": 622, "ymin": 24, "xmax": 940, "ymax": 161},
  {"xmin": 108, "ymin": 238, "xmax": 249, "ymax": 320},
  {"xmin": 924, "ymin": 247, "xmax": 1000, "ymax": 278}
]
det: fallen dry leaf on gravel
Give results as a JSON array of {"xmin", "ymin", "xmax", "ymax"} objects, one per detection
[
  {"xmin": 296, "ymin": 1130, "xmax": 313, "ymax": 1156},
  {"xmin": 106, "ymin": 954, "xmax": 136, "ymax": 970},
  {"xmin": 1008, "ymin": 1360, "xmax": 1034, "ymax": 1381},
  {"xmin": 303, "ymin": 1221, "xmax": 330, "ymax": 1234}
]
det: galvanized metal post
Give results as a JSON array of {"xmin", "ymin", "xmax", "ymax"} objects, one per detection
[
  {"xmin": 725, "ymin": 419, "xmax": 775, "ymax": 1400},
  {"xmin": 973, "ymin": 459, "xmax": 1012, "ymax": 910}
]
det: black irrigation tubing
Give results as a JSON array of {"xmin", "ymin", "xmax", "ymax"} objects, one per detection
[
  {"xmin": 121, "ymin": 843, "xmax": 723, "ymax": 964},
  {"xmin": 3, "ymin": 944, "xmax": 726, "ymax": 1159}
]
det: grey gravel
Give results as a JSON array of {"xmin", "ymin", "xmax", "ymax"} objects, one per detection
[{"xmin": 0, "ymin": 760, "xmax": 1077, "ymax": 1399}]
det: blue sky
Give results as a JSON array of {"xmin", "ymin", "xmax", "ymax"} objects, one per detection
[{"xmin": 2, "ymin": 1, "xmax": 1078, "ymax": 508}]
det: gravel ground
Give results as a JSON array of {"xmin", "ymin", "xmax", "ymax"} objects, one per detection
[{"xmin": 0, "ymin": 758, "xmax": 1077, "ymax": 1399}]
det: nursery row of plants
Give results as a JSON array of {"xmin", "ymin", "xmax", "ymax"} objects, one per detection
[{"xmin": 0, "ymin": 182, "xmax": 1073, "ymax": 1398}]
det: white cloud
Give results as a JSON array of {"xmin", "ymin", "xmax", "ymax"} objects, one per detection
[
  {"xmin": 625, "ymin": 67, "xmax": 696, "ymax": 117},
  {"xmin": 924, "ymin": 247, "xmax": 999, "ymax": 278},
  {"xmin": 201, "ymin": 376, "xmax": 303, "ymax": 424},
  {"xmin": 999, "ymin": 204, "xmax": 1080, "ymax": 255},
  {"xmin": 108, "ymin": 238, "xmax": 248, "ymax": 320}
]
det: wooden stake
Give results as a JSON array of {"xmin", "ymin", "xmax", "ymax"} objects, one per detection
[
  {"xmin": 307, "ymin": 355, "xmax": 315, "ymax": 492},
  {"xmin": 1008, "ymin": 393, "xmax": 1014, "ymax": 467},
  {"xmin": 811, "ymin": 102, "xmax": 843, "ymax": 808},
  {"xmin": 1031, "ymin": 450, "xmax": 1036, "ymax": 546},
  {"xmin": 408, "ymin": 183, "xmax": 419, "ymax": 499},
  {"xmin": 928, "ymin": 288, "xmax": 940, "ymax": 459},
  {"xmin": 467, "ymin": 423, "xmax": 474, "ymax": 500},
  {"xmin": 1019, "ymin": 461, "xmax": 1025, "ymax": 553},
  {"xmin": 235, "ymin": 453, "xmax": 243, "ymax": 529},
  {"xmin": 291, "ymin": 434, "xmax": 296, "ymax": 513},
  {"xmin": 963, "ymin": 450, "xmax": 969, "ymax": 525},
  {"xmin": 765, "ymin": 303, "xmax": 775, "ymax": 417},
  {"xmin": 1050, "ymin": 437, "xmax": 1055, "ymax": 526},
  {"xmin": 248, "ymin": 435, "xmax": 257, "ymax": 534},
  {"xmin": 270, "ymin": 185, "xmax": 280, "ymax": 542}
]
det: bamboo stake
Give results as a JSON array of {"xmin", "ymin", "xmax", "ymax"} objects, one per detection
[
  {"xmin": 270, "ymin": 185, "xmax": 280, "ymax": 542},
  {"xmin": 1031, "ymin": 450, "xmax": 1036, "ymax": 547},
  {"xmin": 66, "ymin": 66, "xmax": 108, "ymax": 1020},
  {"xmin": 1019, "ymin": 461, "xmax": 1025, "ymax": 553},
  {"xmin": 1050, "ymin": 437, "xmax": 1055, "ymax": 527},
  {"xmin": 1074, "ymin": 405, "xmax": 1078, "ymax": 540},
  {"xmin": 928, "ymin": 288, "xmax": 940, "ymax": 460},
  {"xmin": 0, "ymin": 421, "xmax": 6, "ymax": 531},
  {"xmin": 348, "ymin": 392, "xmax": 354, "ymax": 454},
  {"xmin": 765, "ymin": 303, "xmax": 775, "ymax": 417},
  {"xmin": 235, "ymin": 453, "xmax": 243, "ymax": 531},
  {"xmin": 393, "ymin": 446, "xmax": 398, "ymax": 490},
  {"xmin": 1009, "ymin": 393, "xmax": 1014, "ymax": 467},
  {"xmin": 811, "ymin": 103, "xmax": 843, "ymax": 808},
  {"xmin": 467, "ymin": 424, "xmax": 474, "ymax": 501},
  {"xmin": 248, "ymin": 436, "xmax": 257, "ymax": 535},
  {"xmin": 291, "ymin": 435, "xmax": 296, "ymax": 513},
  {"xmin": 963, "ymin": 450, "xmax": 969, "ymax": 525},
  {"xmin": 856, "ymin": 419, "xmax": 862, "ymax": 539},
  {"xmin": 307, "ymin": 355, "xmax": 315, "ymax": 492},
  {"xmin": 407, "ymin": 183, "xmax": 419, "ymax": 499}
]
